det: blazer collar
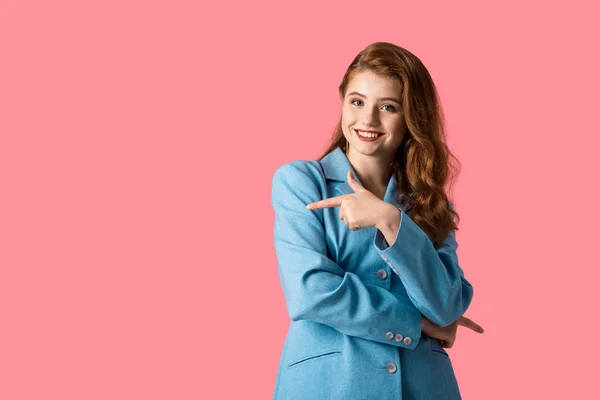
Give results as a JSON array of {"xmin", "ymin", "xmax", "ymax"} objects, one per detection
[{"xmin": 319, "ymin": 146, "xmax": 409, "ymax": 210}]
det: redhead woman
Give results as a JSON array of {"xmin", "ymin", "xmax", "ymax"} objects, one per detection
[{"xmin": 270, "ymin": 42, "xmax": 484, "ymax": 400}]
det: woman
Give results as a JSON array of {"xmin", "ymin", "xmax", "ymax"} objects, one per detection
[{"xmin": 271, "ymin": 42, "xmax": 484, "ymax": 400}]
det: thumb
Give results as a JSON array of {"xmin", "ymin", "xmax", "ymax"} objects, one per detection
[{"xmin": 347, "ymin": 170, "xmax": 366, "ymax": 192}]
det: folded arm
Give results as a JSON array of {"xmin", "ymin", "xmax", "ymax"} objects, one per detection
[
  {"xmin": 373, "ymin": 202, "xmax": 474, "ymax": 327},
  {"xmin": 272, "ymin": 162, "xmax": 423, "ymax": 348}
]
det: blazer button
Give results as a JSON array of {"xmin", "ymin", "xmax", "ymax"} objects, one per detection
[
  {"xmin": 403, "ymin": 337, "xmax": 412, "ymax": 345},
  {"xmin": 386, "ymin": 362, "xmax": 397, "ymax": 374},
  {"xmin": 395, "ymin": 333, "xmax": 403, "ymax": 342},
  {"xmin": 376, "ymin": 269, "xmax": 388, "ymax": 279},
  {"xmin": 386, "ymin": 331, "xmax": 394, "ymax": 340}
]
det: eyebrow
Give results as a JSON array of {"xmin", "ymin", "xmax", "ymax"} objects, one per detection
[{"xmin": 347, "ymin": 91, "xmax": 401, "ymax": 105}]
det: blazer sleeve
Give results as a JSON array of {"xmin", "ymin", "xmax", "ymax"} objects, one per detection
[
  {"xmin": 272, "ymin": 161, "xmax": 423, "ymax": 349},
  {"xmin": 372, "ymin": 202, "xmax": 474, "ymax": 327}
]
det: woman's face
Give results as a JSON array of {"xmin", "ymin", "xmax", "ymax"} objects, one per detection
[{"xmin": 341, "ymin": 69, "xmax": 407, "ymax": 159}]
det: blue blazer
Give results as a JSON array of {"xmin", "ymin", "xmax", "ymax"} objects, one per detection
[{"xmin": 271, "ymin": 147, "xmax": 474, "ymax": 400}]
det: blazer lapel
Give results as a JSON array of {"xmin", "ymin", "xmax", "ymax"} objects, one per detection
[{"xmin": 319, "ymin": 147, "xmax": 362, "ymax": 196}]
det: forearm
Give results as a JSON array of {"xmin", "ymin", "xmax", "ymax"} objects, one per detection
[{"xmin": 372, "ymin": 204, "xmax": 474, "ymax": 327}]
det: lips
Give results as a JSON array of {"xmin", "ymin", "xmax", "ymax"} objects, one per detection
[
  {"xmin": 354, "ymin": 129, "xmax": 384, "ymax": 136},
  {"xmin": 354, "ymin": 129, "xmax": 384, "ymax": 142}
]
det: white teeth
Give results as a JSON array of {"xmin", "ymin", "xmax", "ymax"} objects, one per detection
[{"xmin": 356, "ymin": 129, "xmax": 381, "ymax": 138}]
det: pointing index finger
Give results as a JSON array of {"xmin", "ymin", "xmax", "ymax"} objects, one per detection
[
  {"xmin": 306, "ymin": 196, "xmax": 346, "ymax": 210},
  {"xmin": 459, "ymin": 316, "xmax": 484, "ymax": 333}
]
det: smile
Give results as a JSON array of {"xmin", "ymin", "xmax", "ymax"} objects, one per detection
[{"xmin": 354, "ymin": 129, "xmax": 384, "ymax": 141}]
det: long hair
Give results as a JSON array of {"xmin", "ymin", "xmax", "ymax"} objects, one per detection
[{"xmin": 317, "ymin": 42, "xmax": 461, "ymax": 247}]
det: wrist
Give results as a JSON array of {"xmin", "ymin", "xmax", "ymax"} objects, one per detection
[{"xmin": 376, "ymin": 203, "xmax": 401, "ymax": 232}]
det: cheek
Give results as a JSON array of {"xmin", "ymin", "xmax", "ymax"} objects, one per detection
[
  {"xmin": 342, "ymin": 126, "xmax": 351, "ymax": 139},
  {"xmin": 341, "ymin": 110, "xmax": 350, "ymax": 122},
  {"xmin": 340, "ymin": 114, "xmax": 351, "ymax": 132},
  {"xmin": 389, "ymin": 118, "xmax": 406, "ymax": 132}
]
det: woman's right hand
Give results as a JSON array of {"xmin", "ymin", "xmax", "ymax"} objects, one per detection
[{"xmin": 421, "ymin": 316, "xmax": 484, "ymax": 348}]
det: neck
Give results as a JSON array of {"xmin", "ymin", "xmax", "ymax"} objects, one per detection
[{"xmin": 346, "ymin": 148, "xmax": 395, "ymax": 193}]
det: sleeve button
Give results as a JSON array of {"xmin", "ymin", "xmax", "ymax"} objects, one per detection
[
  {"xmin": 395, "ymin": 333, "xmax": 403, "ymax": 342},
  {"xmin": 403, "ymin": 337, "xmax": 412, "ymax": 345},
  {"xmin": 385, "ymin": 331, "xmax": 394, "ymax": 340}
]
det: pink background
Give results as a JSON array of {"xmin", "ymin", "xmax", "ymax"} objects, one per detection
[{"xmin": 1, "ymin": 0, "xmax": 599, "ymax": 398}]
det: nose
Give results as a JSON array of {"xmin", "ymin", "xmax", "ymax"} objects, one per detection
[{"xmin": 361, "ymin": 106, "xmax": 381, "ymax": 127}]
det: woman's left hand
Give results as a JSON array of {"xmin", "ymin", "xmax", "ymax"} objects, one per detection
[{"xmin": 306, "ymin": 170, "xmax": 394, "ymax": 231}]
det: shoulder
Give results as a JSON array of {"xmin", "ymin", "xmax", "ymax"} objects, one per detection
[
  {"xmin": 272, "ymin": 159, "xmax": 324, "ymax": 186},
  {"xmin": 271, "ymin": 159, "xmax": 325, "ymax": 204}
]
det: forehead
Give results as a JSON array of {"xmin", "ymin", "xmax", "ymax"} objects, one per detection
[{"xmin": 347, "ymin": 70, "xmax": 402, "ymax": 97}]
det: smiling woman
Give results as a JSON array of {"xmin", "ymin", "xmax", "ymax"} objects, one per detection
[
  {"xmin": 270, "ymin": 41, "xmax": 483, "ymax": 400},
  {"xmin": 342, "ymin": 72, "xmax": 407, "ymax": 162}
]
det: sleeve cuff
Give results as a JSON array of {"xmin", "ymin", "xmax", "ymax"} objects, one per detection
[
  {"xmin": 386, "ymin": 302, "xmax": 422, "ymax": 349},
  {"xmin": 374, "ymin": 207, "xmax": 404, "ymax": 251}
]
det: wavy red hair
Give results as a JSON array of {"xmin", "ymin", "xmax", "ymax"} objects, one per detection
[{"xmin": 317, "ymin": 42, "xmax": 461, "ymax": 247}]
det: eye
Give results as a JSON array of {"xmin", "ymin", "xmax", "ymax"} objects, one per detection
[{"xmin": 350, "ymin": 98, "xmax": 397, "ymax": 112}]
